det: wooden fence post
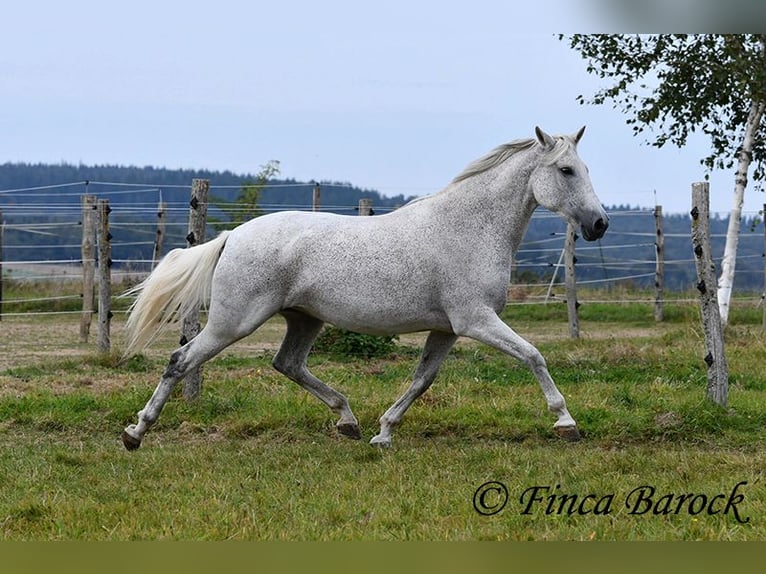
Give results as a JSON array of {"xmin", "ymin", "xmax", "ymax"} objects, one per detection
[
  {"xmin": 313, "ymin": 182, "xmax": 321, "ymax": 212},
  {"xmin": 654, "ymin": 205, "xmax": 665, "ymax": 322},
  {"xmin": 152, "ymin": 197, "xmax": 167, "ymax": 268},
  {"xmin": 0, "ymin": 209, "xmax": 4, "ymax": 322},
  {"xmin": 97, "ymin": 199, "xmax": 112, "ymax": 353},
  {"xmin": 182, "ymin": 179, "xmax": 209, "ymax": 400},
  {"xmin": 565, "ymin": 222, "xmax": 580, "ymax": 339},
  {"xmin": 358, "ymin": 198, "xmax": 373, "ymax": 216},
  {"xmin": 691, "ymin": 182, "xmax": 728, "ymax": 407},
  {"xmin": 80, "ymin": 195, "xmax": 97, "ymax": 342},
  {"xmin": 762, "ymin": 203, "xmax": 766, "ymax": 332}
]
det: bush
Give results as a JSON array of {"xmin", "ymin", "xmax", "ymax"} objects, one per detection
[{"xmin": 312, "ymin": 326, "xmax": 399, "ymax": 359}]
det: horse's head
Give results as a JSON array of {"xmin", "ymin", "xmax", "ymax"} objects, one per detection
[{"xmin": 529, "ymin": 126, "xmax": 609, "ymax": 241}]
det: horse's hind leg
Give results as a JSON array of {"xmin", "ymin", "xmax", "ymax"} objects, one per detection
[
  {"xmin": 272, "ymin": 310, "xmax": 361, "ymax": 440},
  {"xmin": 370, "ymin": 330, "xmax": 457, "ymax": 448},
  {"xmin": 122, "ymin": 301, "xmax": 278, "ymax": 450},
  {"xmin": 122, "ymin": 336, "xmax": 216, "ymax": 449},
  {"xmin": 121, "ymin": 322, "xmax": 244, "ymax": 450}
]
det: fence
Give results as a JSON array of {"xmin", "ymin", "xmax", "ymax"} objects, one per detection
[{"xmin": 2, "ymin": 179, "xmax": 766, "ymax": 346}]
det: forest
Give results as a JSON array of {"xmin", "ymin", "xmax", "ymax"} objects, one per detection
[{"xmin": 1, "ymin": 162, "xmax": 764, "ymax": 292}]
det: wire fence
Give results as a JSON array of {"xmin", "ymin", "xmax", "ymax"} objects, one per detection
[{"xmin": 1, "ymin": 180, "xmax": 765, "ymax": 321}]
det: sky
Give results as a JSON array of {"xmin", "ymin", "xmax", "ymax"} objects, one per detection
[{"xmin": 1, "ymin": 1, "xmax": 764, "ymax": 215}]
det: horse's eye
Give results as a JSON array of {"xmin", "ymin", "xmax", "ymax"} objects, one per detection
[{"xmin": 559, "ymin": 166, "xmax": 574, "ymax": 176}]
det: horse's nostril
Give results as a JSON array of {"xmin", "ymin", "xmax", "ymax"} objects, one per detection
[{"xmin": 595, "ymin": 217, "xmax": 608, "ymax": 233}]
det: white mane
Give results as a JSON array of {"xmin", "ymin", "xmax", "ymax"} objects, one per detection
[{"xmin": 451, "ymin": 135, "xmax": 574, "ymax": 184}]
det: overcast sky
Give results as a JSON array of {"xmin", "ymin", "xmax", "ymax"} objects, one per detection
[{"xmin": 1, "ymin": 1, "xmax": 762, "ymax": 215}]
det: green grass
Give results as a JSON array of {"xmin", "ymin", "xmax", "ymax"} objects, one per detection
[{"xmin": 1, "ymin": 297, "xmax": 766, "ymax": 540}]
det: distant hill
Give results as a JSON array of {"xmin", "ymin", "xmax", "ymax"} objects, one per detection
[
  {"xmin": 1, "ymin": 162, "xmax": 764, "ymax": 293},
  {"xmin": 0, "ymin": 162, "xmax": 413, "ymax": 212}
]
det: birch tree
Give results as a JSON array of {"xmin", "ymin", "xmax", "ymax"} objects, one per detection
[{"xmin": 561, "ymin": 34, "xmax": 766, "ymax": 325}]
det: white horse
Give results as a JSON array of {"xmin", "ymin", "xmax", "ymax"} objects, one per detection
[{"xmin": 121, "ymin": 126, "xmax": 608, "ymax": 450}]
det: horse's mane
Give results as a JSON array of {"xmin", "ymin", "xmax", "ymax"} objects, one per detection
[{"xmin": 451, "ymin": 135, "xmax": 573, "ymax": 184}]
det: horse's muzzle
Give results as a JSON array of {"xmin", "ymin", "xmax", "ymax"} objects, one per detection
[{"xmin": 581, "ymin": 216, "xmax": 609, "ymax": 241}]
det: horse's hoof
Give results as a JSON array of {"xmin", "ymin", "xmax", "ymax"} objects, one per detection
[
  {"xmin": 336, "ymin": 422, "xmax": 362, "ymax": 440},
  {"xmin": 122, "ymin": 430, "xmax": 142, "ymax": 451},
  {"xmin": 555, "ymin": 425, "xmax": 581, "ymax": 442},
  {"xmin": 369, "ymin": 435, "xmax": 391, "ymax": 448}
]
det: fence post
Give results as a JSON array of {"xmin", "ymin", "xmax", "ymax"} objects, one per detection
[
  {"xmin": 763, "ymin": 203, "xmax": 766, "ymax": 332},
  {"xmin": 152, "ymin": 197, "xmax": 167, "ymax": 268},
  {"xmin": 313, "ymin": 182, "xmax": 321, "ymax": 212},
  {"xmin": 654, "ymin": 205, "xmax": 665, "ymax": 322},
  {"xmin": 80, "ymin": 195, "xmax": 97, "ymax": 342},
  {"xmin": 691, "ymin": 182, "xmax": 728, "ymax": 407},
  {"xmin": 358, "ymin": 198, "xmax": 373, "ymax": 216},
  {"xmin": 0, "ymin": 209, "xmax": 4, "ymax": 322},
  {"xmin": 565, "ymin": 222, "xmax": 579, "ymax": 339},
  {"xmin": 97, "ymin": 199, "xmax": 112, "ymax": 353},
  {"xmin": 182, "ymin": 179, "xmax": 209, "ymax": 400}
]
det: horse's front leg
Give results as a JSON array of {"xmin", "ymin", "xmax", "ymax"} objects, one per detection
[
  {"xmin": 458, "ymin": 310, "xmax": 580, "ymax": 441},
  {"xmin": 371, "ymin": 330, "xmax": 458, "ymax": 447}
]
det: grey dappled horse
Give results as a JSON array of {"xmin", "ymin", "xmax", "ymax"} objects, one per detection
[{"xmin": 121, "ymin": 126, "xmax": 608, "ymax": 450}]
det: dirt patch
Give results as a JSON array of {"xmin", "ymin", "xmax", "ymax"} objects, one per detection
[
  {"xmin": 0, "ymin": 314, "xmax": 669, "ymax": 373},
  {"xmin": 0, "ymin": 317, "xmax": 91, "ymax": 371},
  {"xmin": 0, "ymin": 315, "xmax": 289, "ymax": 370}
]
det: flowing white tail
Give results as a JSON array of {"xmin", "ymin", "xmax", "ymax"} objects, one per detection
[{"xmin": 123, "ymin": 231, "xmax": 231, "ymax": 357}]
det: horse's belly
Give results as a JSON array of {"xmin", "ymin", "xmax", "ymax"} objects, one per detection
[{"xmin": 287, "ymin": 285, "xmax": 452, "ymax": 335}]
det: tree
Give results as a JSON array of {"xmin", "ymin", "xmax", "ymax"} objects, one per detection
[
  {"xmin": 560, "ymin": 34, "xmax": 766, "ymax": 325},
  {"xmin": 212, "ymin": 160, "xmax": 280, "ymax": 229}
]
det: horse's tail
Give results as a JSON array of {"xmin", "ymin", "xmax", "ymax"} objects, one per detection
[{"xmin": 123, "ymin": 230, "xmax": 231, "ymax": 357}]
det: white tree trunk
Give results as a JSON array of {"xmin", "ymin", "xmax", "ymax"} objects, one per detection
[{"xmin": 717, "ymin": 99, "xmax": 765, "ymax": 326}]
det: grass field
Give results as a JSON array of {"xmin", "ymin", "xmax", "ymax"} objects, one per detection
[{"xmin": 1, "ymin": 292, "xmax": 765, "ymax": 540}]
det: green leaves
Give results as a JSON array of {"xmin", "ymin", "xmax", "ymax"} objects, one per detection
[
  {"xmin": 562, "ymin": 34, "xmax": 766, "ymax": 190},
  {"xmin": 211, "ymin": 160, "xmax": 280, "ymax": 230},
  {"xmin": 312, "ymin": 326, "xmax": 399, "ymax": 360}
]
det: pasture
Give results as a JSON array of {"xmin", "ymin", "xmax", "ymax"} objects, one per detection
[{"xmin": 1, "ymin": 292, "xmax": 765, "ymax": 540}]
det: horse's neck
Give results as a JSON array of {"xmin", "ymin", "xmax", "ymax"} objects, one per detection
[{"xmin": 431, "ymin": 166, "xmax": 537, "ymax": 255}]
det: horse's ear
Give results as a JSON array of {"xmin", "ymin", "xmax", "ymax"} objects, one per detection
[
  {"xmin": 573, "ymin": 126, "xmax": 586, "ymax": 144},
  {"xmin": 535, "ymin": 126, "xmax": 555, "ymax": 149}
]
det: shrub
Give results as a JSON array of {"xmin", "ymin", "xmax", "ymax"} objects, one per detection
[{"xmin": 312, "ymin": 326, "xmax": 399, "ymax": 359}]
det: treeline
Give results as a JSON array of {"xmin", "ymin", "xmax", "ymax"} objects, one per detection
[
  {"xmin": 518, "ymin": 210, "xmax": 765, "ymax": 292},
  {"xmin": 0, "ymin": 162, "xmax": 413, "ymax": 211},
  {"xmin": 0, "ymin": 162, "xmax": 415, "ymax": 274},
  {"xmin": 1, "ymin": 163, "xmax": 765, "ymax": 292}
]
